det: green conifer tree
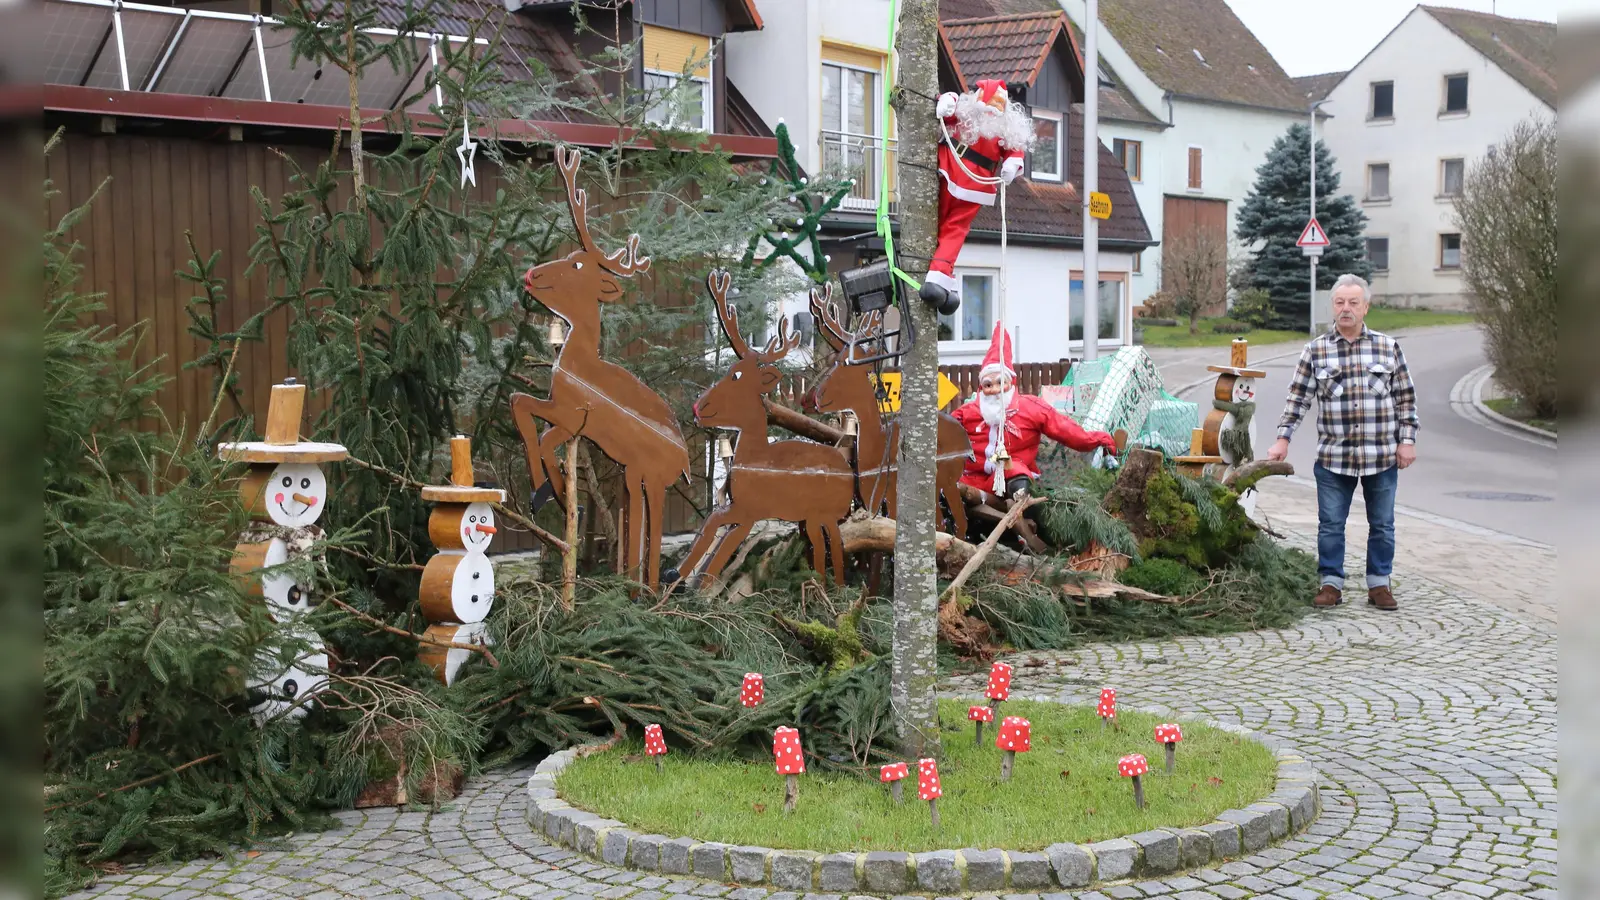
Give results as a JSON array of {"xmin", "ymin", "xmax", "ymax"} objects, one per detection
[{"xmin": 1234, "ymin": 123, "xmax": 1369, "ymax": 328}]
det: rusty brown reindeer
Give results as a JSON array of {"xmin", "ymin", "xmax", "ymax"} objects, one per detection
[
  {"xmin": 671, "ymin": 270, "xmax": 856, "ymax": 587},
  {"xmin": 509, "ymin": 145, "xmax": 691, "ymax": 588},
  {"xmin": 808, "ymin": 285, "xmax": 971, "ymax": 537}
]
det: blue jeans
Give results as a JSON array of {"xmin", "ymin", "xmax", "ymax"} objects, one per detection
[{"xmin": 1313, "ymin": 462, "xmax": 1398, "ymax": 591}]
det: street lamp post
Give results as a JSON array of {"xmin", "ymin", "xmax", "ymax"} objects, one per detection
[{"xmin": 1308, "ymin": 99, "xmax": 1328, "ymax": 335}]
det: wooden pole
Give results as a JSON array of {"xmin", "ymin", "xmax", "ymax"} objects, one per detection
[
  {"xmin": 928, "ymin": 797, "xmax": 940, "ymax": 828},
  {"xmin": 264, "ymin": 382, "xmax": 306, "ymax": 444},
  {"xmin": 783, "ymin": 773, "xmax": 799, "ymax": 813},
  {"xmin": 1132, "ymin": 775, "xmax": 1145, "ymax": 810},
  {"xmin": 973, "ymin": 720, "xmax": 984, "ymax": 748},
  {"xmin": 1000, "ymin": 750, "xmax": 1015, "ymax": 781},
  {"xmin": 889, "ymin": 780, "xmax": 903, "ymax": 804},
  {"xmin": 1165, "ymin": 742, "xmax": 1176, "ymax": 774},
  {"xmin": 562, "ymin": 438, "xmax": 579, "ymax": 610},
  {"xmin": 655, "ymin": 757, "xmax": 664, "ymax": 775}
]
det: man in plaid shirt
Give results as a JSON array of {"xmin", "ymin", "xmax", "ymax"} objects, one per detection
[{"xmin": 1267, "ymin": 274, "xmax": 1418, "ymax": 611}]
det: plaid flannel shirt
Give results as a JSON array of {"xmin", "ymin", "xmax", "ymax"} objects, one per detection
[{"xmin": 1276, "ymin": 326, "xmax": 1419, "ymax": 476}]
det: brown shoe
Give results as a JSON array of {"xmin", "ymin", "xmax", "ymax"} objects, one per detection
[
  {"xmin": 1314, "ymin": 585, "xmax": 1343, "ymax": 608},
  {"xmin": 1367, "ymin": 586, "xmax": 1398, "ymax": 610}
]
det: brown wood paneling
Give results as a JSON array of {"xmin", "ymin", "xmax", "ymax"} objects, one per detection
[{"xmin": 1162, "ymin": 195, "xmax": 1229, "ymax": 315}]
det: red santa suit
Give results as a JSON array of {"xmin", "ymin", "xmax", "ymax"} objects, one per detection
[
  {"xmin": 923, "ymin": 80, "xmax": 1034, "ymax": 302},
  {"xmin": 950, "ymin": 323, "xmax": 1116, "ymax": 493}
]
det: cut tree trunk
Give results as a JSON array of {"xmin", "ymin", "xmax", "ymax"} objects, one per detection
[
  {"xmin": 1106, "ymin": 448, "xmax": 1165, "ymax": 535},
  {"xmin": 890, "ymin": 0, "xmax": 943, "ymax": 762},
  {"xmin": 765, "ymin": 399, "xmax": 845, "ymax": 445}
]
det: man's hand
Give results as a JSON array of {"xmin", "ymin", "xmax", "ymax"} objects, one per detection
[
  {"xmin": 1397, "ymin": 443, "xmax": 1417, "ymax": 469},
  {"xmin": 1099, "ymin": 433, "xmax": 1119, "ymax": 455},
  {"xmin": 1267, "ymin": 437, "xmax": 1290, "ymax": 462},
  {"xmin": 1000, "ymin": 157, "xmax": 1024, "ymax": 184}
]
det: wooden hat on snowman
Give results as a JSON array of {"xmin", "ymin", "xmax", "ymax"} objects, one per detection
[
  {"xmin": 219, "ymin": 379, "xmax": 347, "ymax": 617},
  {"xmin": 417, "ymin": 435, "xmax": 504, "ymax": 685}
]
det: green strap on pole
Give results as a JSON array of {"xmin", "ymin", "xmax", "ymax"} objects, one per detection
[{"xmin": 879, "ymin": 0, "xmax": 920, "ymax": 291}]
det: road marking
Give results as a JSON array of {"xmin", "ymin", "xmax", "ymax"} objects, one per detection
[{"xmin": 1450, "ymin": 364, "xmax": 1557, "ymax": 449}]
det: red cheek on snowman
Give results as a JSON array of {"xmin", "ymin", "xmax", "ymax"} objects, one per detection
[{"xmin": 275, "ymin": 492, "xmax": 286, "ymax": 505}]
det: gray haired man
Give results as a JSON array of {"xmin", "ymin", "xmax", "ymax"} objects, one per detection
[{"xmin": 1267, "ymin": 274, "xmax": 1419, "ymax": 610}]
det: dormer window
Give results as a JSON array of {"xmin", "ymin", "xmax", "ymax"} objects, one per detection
[{"xmin": 1031, "ymin": 110, "xmax": 1063, "ymax": 182}]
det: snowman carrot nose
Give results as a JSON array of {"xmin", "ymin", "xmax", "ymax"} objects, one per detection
[
  {"xmin": 292, "ymin": 492, "xmax": 318, "ymax": 506},
  {"xmin": 474, "ymin": 524, "xmax": 497, "ymax": 535}
]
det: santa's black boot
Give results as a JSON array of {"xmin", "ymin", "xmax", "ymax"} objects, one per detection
[{"xmin": 920, "ymin": 270, "xmax": 962, "ymax": 316}]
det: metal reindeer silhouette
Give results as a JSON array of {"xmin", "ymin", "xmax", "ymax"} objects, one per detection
[
  {"xmin": 808, "ymin": 285, "xmax": 972, "ymax": 537},
  {"xmin": 509, "ymin": 146, "xmax": 691, "ymax": 588},
  {"xmin": 674, "ymin": 270, "xmax": 856, "ymax": 586}
]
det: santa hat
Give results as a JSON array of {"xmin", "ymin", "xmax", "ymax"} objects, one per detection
[
  {"xmin": 976, "ymin": 79, "xmax": 1008, "ymax": 105},
  {"xmin": 979, "ymin": 321, "xmax": 1015, "ymax": 381}
]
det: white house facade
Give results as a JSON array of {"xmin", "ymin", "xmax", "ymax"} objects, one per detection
[
  {"xmin": 1058, "ymin": 0, "xmax": 1310, "ymax": 312},
  {"xmin": 1311, "ymin": 6, "xmax": 1555, "ymax": 310}
]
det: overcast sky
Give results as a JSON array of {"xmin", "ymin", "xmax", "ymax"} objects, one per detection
[{"xmin": 1223, "ymin": 0, "xmax": 1562, "ymax": 78}]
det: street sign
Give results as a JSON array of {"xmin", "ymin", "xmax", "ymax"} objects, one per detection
[
  {"xmin": 1089, "ymin": 192, "xmax": 1112, "ymax": 220},
  {"xmin": 1296, "ymin": 217, "xmax": 1330, "ymax": 249},
  {"xmin": 1301, "ymin": 244, "xmax": 1324, "ymax": 257},
  {"xmin": 873, "ymin": 372, "xmax": 961, "ymax": 413}
]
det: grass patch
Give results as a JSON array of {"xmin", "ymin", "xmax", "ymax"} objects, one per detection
[
  {"xmin": 1365, "ymin": 306, "xmax": 1474, "ymax": 331},
  {"xmin": 1136, "ymin": 319, "xmax": 1305, "ymax": 348},
  {"xmin": 1484, "ymin": 396, "xmax": 1557, "ymax": 433},
  {"xmin": 556, "ymin": 699, "xmax": 1277, "ymax": 852}
]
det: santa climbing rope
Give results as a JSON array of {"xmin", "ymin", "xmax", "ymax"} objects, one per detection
[
  {"xmin": 951, "ymin": 323, "xmax": 1119, "ymax": 499},
  {"xmin": 918, "ymin": 78, "xmax": 1036, "ymax": 314}
]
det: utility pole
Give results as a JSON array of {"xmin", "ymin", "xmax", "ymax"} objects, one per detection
[
  {"xmin": 1081, "ymin": 0, "xmax": 1100, "ymax": 360},
  {"xmin": 890, "ymin": 0, "xmax": 942, "ymax": 760},
  {"xmin": 1307, "ymin": 101, "xmax": 1325, "ymax": 335}
]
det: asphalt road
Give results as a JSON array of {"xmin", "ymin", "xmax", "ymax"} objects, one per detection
[{"xmin": 1181, "ymin": 324, "xmax": 1560, "ymax": 547}]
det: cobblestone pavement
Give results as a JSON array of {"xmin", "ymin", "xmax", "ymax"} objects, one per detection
[{"xmin": 73, "ymin": 535, "xmax": 1556, "ymax": 900}]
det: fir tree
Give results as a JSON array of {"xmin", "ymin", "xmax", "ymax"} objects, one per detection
[{"xmin": 1235, "ymin": 123, "xmax": 1369, "ymax": 329}]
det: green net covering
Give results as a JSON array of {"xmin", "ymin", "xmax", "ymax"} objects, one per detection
[
  {"xmin": 1055, "ymin": 347, "xmax": 1197, "ymax": 459},
  {"xmin": 1138, "ymin": 393, "xmax": 1200, "ymax": 458}
]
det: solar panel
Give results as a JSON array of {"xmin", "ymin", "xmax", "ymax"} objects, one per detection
[
  {"xmin": 150, "ymin": 16, "xmax": 253, "ymax": 97},
  {"xmin": 84, "ymin": 5, "xmax": 183, "ymax": 90},
  {"xmin": 35, "ymin": 0, "xmax": 114, "ymax": 86}
]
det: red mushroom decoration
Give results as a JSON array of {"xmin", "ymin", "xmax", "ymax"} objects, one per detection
[
  {"xmin": 1097, "ymin": 687, "xmax": 1117, "ymax": 730},
  {"xmin": 879, "ymin": 761, "xmax": 909, "ymax": 804},
  {"xmin": 994, "ymin": 716, "xmax": 1032, "ymax": 781},
  {"xmin": 1118, "ymin": 752, "xmax": 1150, "ymax": 809},
  {"xmin": 1154, "ymin": 723, "xmax": 1184, "ymax": 774},
  {"xmin": 917, "ymin": 757, "xmax": 943, "ymax": 827},
  {"xmin": 644, "ymin": 723, "xmax": 667, "ymax": 772},
  {"xmin": 967, "ymin": 704, "xmax": 995, "ymax": 747},
  {"xmin": 741, "ymin": 672, "xmax": 765, "ymax": 707},
  {"xmin": 985, "ymin": 661, "xmax": 1013, "ymax": 708},
  {"xmin": 773, "ymin": 726, "xmax": 805, "ymax": 812}
]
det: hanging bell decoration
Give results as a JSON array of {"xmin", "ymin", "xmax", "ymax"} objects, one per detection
[
  {"xmin": 717, "ymin": 435, "xmax": 735, "ymax": 463},
  {"xmin": 840, "ymin": 410, "xmax": 859, "ymax": 438},
  {"xmin": 548, "ymin": 318, "xmax": 568, "ymax": 348}
]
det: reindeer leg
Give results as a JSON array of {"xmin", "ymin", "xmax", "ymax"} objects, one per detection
[
  {"xmin": 803, "ymin": 520, "xmax": 827, "ymax": 579},
  {"xmin": 824, "ymin": 519, "xmax": 847, "ymax": 586},
  {"xmin": 947, "ymin": 480, "xmax": 968, "ymax": 539},
  {"xmin": 536, "ymin": 426, "xmax": 570, "ymax": 512},
  {"xmin": 699, "ymin": 520, "xmax": 753, "ymax": 587},
  {"xmin": 510, "ymin": 394, "xmax": 561, "ymax": 501},
  {"xmin": 624, "ymin": 474, "xmax": 645, "ymax": 583},
  {"xmin": 644, "ymin": 475, "xmax": 668, "ymax": 589},
  {"xmin": 670, "ymin": 508, "xmax": 729, "ymax": 588}
]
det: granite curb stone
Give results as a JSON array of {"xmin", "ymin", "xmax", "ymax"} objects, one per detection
[{"xmin": 525, "ymin": 716, "xmax": 1319, "ymax": 892}]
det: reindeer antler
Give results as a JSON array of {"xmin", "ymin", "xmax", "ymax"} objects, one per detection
[
  {"xmin": 810, "ymin": 284, "xmax": 849, "ymax": 353},
  {"xmin": 707, "ymin": 269, "xmax": 753, "ymax": 359},
  {"xmin": 554, "ymin": 145, "xmax": 595, "ymax": 253},
  {"xmin": 758, "ymin": 315, "xmax": 802, "ymax": 365},
  {"xmin": 601, "ymin": 233, "xmax": 651, "ymax": 276}
]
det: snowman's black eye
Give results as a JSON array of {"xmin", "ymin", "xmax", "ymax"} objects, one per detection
[
  {"xmin": 287, "ymin": 585, "xmax": 302, "ymax": 606},
  {"xmin": 468, "ymin": 515, "xmax": 477, "ymax": 523},
  {"xmin": 282, "ymin": 678, "xmax": 299, "ymax": 698},
  {"xmin": 472, "ymin": 572, "xmax": 480, "ymax": 579},
  {"xmin": 282, "ymin": 476, "xmax": 293, "ymax": 487},
  {"xmin": 301, "ymin": 477, "xmax": 311, "ymax": 489}
]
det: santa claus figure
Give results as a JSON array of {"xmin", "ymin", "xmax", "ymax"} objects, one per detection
[
  {"xmin": 919, "ymin": 79, "xmax": 1036, "ymax": 314},
  {"xmin": 951, "ymin": 323, "xmax": 1118, "ymax": 497}
]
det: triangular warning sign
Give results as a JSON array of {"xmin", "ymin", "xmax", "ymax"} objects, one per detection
[{"xmin": 1297, "ymin": 218, "xmax": 1330, "ymax": 247}]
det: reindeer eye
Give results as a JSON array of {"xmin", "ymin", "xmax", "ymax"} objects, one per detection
[
  {"xmin": 732, "ymin": 371, "xmax": 743, "ymax": 381},
  {"xmin": 574, "ymin": 261, "xmax": 583, "ymax": 270}
]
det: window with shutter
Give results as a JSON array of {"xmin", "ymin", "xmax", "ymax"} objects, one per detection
[
  {"xmin": 1367, "ymin": 163, "xmax": 1390, "ymax": 201},
  {"xmin": 1187, "ymin": 147, "xmax": 1202, "ymax": 190}
]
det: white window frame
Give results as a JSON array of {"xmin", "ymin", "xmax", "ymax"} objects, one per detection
[
  {"xmin": 1366, "ymin": 236, "xmax": 1390, "ymax": 272},
  {"xmin": 1439, "ymin": 233, "xmax": 1462, "ymax": 270},
  {"xmin": 1439, "ymin": 157, "xmax": 1465, "ymax": 198},
  {"xmin": 643, "ymin": 68, "xmax": 713, "ymax": 132},
  {"xmin": 1365, "ymin": 161, "xmax": 1391, "ymax": 202},
  {"xmin": 1030, "ymin": 110, "xmax": 1063, "ymax": 182},
  {"xmin": 820, "ymin": 60, "xmax": 882, "ymax": 138},
  {"xmin": 1369, "ymin": 80, "xmax": 1395, "ymax": 121},
  {"xmin": 1069, "ymin": 270, "xmax": 1129, "ymax": 347},
  {"xmin": 936, "ymin": 267, "xmax": 999, "ymax": 347}
]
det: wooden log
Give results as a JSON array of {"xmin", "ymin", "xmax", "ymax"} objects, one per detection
[
  {"xmin": 783, "ymin": 773, "xmax": 799, "ymax": 814},
  {"xmin": 939, "ymin": 496, "xmax": 1044, "ymax": 605},
  {"xmin": 1222, "ymin": 459, "xmax": 1295, "ymax": 488},
  {"xmin": 764, "ymin": 399, "xmax": 845, "ymax": 445},
  {"xmin": 264, "ymin": 382, "xmax": 306, "ymax": 444},
  {"xmin": 449, "ymin": 435, "xmax": 474, "ymax": 487}
]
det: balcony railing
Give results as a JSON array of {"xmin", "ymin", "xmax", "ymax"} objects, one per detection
[{"xmin": 819, "ymin": 130, "xmax": 897, "ymax": 213}]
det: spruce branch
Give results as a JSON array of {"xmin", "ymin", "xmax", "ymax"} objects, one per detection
[{"xmin": 323, "ymin": 594, "xmax": 500, "ymax": 668}]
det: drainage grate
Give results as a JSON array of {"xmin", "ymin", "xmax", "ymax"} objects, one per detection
[{"xmin": 1446, "ymin": 490, "xmax": 1552, "ymax": 502}]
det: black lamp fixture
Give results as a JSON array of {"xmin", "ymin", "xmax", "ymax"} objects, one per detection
[{"xmin": 835, "ymin": 259, "xmax": 918, "ymax": 364}]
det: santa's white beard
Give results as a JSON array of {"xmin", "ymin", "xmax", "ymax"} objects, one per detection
[
  {"xmin": 978, "ymin": 388, "xmax": 1014, "ymax": 473},
  {"xmin": 950, "ymin": 93, "xmax": 1038, "ymax": 152}
]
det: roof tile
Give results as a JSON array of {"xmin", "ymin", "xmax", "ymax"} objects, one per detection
[
  {"xmin": 1423, "ymin": 6, "xmax": 1554, "ymax": 107},
  {"xmin": 1095, "ymin": 0, "xmax": 1304, "ymax": 112}
]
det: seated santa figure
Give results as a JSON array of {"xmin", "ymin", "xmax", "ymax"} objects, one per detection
[{"xmin": 951, "ymin": 323, "xmax": 1118, "ymax": 499}]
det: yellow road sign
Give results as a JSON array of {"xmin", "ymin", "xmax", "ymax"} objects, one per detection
[
  {"xmin": 1089, "ymin": 191, "xmax": 1112, "ymax": 220},
  {"xmin": 872, "ymin": 373, "xmax": 962, "ymax": 413}
]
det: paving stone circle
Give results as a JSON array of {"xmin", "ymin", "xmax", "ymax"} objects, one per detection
[
  {"xmin": 527, "ymin": 713, "xmax": 1319, "ymax": 892},
  {"xmin": 68, "ymin": 533, "xmax": 1558, "ymax": 900}
]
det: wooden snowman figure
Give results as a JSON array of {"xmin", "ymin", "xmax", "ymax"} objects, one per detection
[
  {"xmin": 218, "ymin": 378, "xmax": 348, "ymax": 724},
  {"xmin": 1178, "ymin": 340, "xmax": 1265, "ymax": 512},
  {"xmin": 417, "ymin": 435, "xmax": 503, "ymax": 686}
]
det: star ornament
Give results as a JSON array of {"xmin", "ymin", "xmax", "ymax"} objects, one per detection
[{"xmin": 457, "ymin": 115, "xmax": 478, "ymax": 189}]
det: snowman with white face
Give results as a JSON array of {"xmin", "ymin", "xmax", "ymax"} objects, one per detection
[
  {"xmin": 265, "ymin": 463, "xmax": 328, "ymax": 528},
  {"xmin": 418, "ymin": 436, "xmax": 505, "ymax": 683},
  {"xmin": 248, "ymin": 631, "xmax": 329, "ymax": 725}
]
